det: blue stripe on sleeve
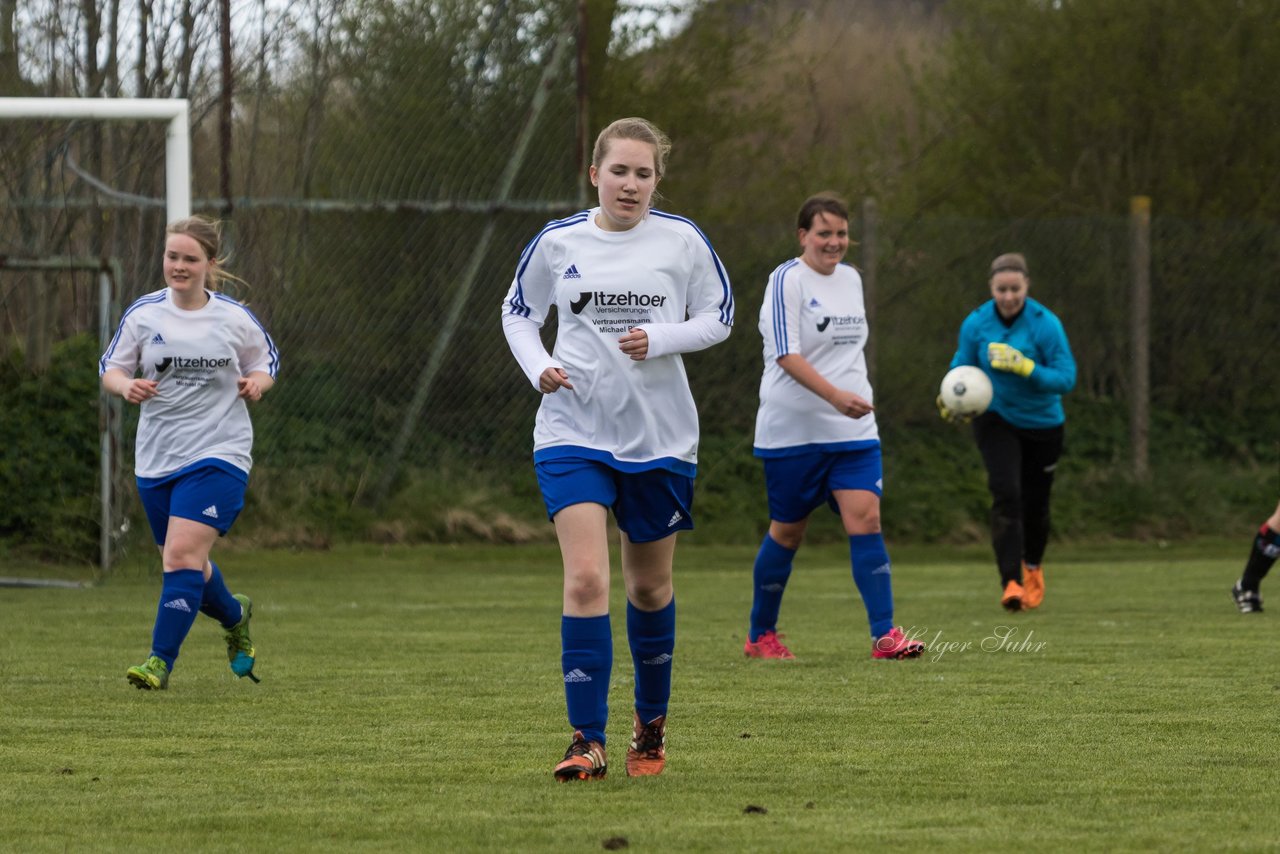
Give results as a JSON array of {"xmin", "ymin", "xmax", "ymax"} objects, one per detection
[
  {"xmin": 508, "ymin": 211, "xmax": 589, "ymax": 318},
  {"xmin": 213, "ymin": 292, "xmax": 281, "ymax": 378},
  {"xmin": 650, "ymin": 210, "xmax": 734, "ymax": 325},
  {"xmin": 98, "ymin": 291, "xmax": 167, "ymax": 373},
  {"xmin": 770, "ymin": 260, "xmax": 799, "ymax": 356}
]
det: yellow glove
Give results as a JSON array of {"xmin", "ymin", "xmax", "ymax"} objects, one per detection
[
  {"xmin": 988, "ymin": 342, "xmax": 1035, "ymax": 377},
  {"xmin": 936, "ymin": 394, "xmax": 972, "ymax": 424}
]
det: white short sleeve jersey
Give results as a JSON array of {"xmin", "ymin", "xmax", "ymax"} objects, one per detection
[
  {"xmin": 754, "ymin": 259, "xmax": 879, "ymax": 455},
  {"xmin": 502, "ymin": 209, "xmax": 734, "ymax": 472},
  {"xmin": 99, "ymin": 288, "xmax": 280, "ymax": 479}
]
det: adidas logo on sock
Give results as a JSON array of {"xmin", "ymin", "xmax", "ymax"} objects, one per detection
[
  {"xmin": 667, "ymin": 510, "xmax": 683, "ymax": 527},
  {"xmin": 872, "ymin": 562, "xmax": 892, "ymax": 576},
  {"xmin": 163, "ymin": 598, "xmax": 192, "ymax": 613},
  {"xmin": 642, "ymin": 653, "xmax": 672, "ymax": 666},
  {"xmin": 563, "ymin": 668, "xmax": 592, "ymax": 683},
  {"xmin": 562, "ymin": 264, "xmax": 582, "ymax": 279},
  {"xmin": 202, "ymin": 505, "xmax": 219, "ymax": 519},
  {"xmin": 150, "ymin": 333, "xmax": 166, "ymax": 345},
  {"xmin": 761, "ymin": 583, "xmax": 785, "ymax": 593}
]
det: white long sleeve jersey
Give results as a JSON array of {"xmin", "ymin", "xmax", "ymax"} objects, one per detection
[
  {"xmin": 754, "ymin": 259, "xmax": 879, "ymax": 455},
  {"xmin": 502, "ymin": 209, "xmax": 734, "ymax": 472},
  {"xmin": 99, "ymin": 288, "xmax": 280, "ymax": 478}
]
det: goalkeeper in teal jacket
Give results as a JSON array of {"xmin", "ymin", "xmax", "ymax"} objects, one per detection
[{"xmin": 941, "ymin": 252, "xmax": 1076, "ymax": 612}]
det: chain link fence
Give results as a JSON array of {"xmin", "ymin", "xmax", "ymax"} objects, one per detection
[{"xmin": 2, "ymin": 0, "xmax": 1277, "ymax": 565}]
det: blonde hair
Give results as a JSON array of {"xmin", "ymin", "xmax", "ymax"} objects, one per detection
[
  {"xmin": 591, "ymin": 117, "xmax": 672, "ymax": 179},
  {"xmin": 165, "ymin": 216, "xmax": 248, "ymax": 293}
]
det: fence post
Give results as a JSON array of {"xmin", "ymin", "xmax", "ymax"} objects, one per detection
[
  {"xmin": 861, "ymin": 196, "xmax": 878, "ymax": 380},
  {"xmin": 1129, "ymin": 196, "xmax": 1151, "ymax": 481}
]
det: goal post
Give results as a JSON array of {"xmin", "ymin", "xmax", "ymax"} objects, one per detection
[
  {"xmin": 0, "ymin": 97, "xmax": 191, "ymax": 221},
  {"xmin": 0, "ymin": 97, "xmax": 190, "ymax": 581}
]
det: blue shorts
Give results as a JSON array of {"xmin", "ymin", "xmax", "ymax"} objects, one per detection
[
  {"xmin": 137, "ymin": 463, "xmax": 247, "ymax": 545},
  {"xmin": 535, "ymin": 457, "xmax": 694, "ymax": 543},
  {"xmin": 763, "ymin": 446, "xmax": 884, "ymax": 523}
]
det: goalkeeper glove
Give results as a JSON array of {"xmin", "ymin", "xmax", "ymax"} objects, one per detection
[
  {"xmin": 936, "ymin": 394, "xmax": 972, "ymax": 424},
  {"xmin": 988, "ymin": 342, "xmax": 1035, "ymax": 377}
]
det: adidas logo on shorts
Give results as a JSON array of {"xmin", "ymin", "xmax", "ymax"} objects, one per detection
[
  {"xmin": 667, "ymin": 510, "xmax": 683, "ymax": 528},
  {"xmin": 202, "ymin": 505, "xmax": 219, "ymax": 519}
]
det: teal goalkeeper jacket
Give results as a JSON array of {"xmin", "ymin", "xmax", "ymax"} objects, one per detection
[{"xmin": 949, "ymin": 296, "xmax": 1076, "ymax": 429}]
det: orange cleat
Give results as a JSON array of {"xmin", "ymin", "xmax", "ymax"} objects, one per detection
[
  {"xmin": 871, "ymin": 627, "xmax": 925, "ymax": 660},
  {"xmin": 625, "ymin": 713, "xmax": 667, "ymax": 777},
  {"xmin": 1001, "ymin": 579, "xmax": 1025, "ymax": 612},
  {"xmin": 1022, "ymin": 565, "xmax": 1044, "ymax": 609},
  {"xmin": 743, "ymin": 629, "xmax": 795, "ymax": 660},
  {"xmin": 553, "ymin": 731, "xmax": 607, "ymax": 782}
]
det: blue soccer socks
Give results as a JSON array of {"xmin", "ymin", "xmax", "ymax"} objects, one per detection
[
  {"xmin": 561, "ymin": 614, "xmax": 612, "ymax": 746},
  {"xmin": 627, "ymin": 598, "xmax": 675, "ymax": 724},
  {"xmin": 200, "ymin": 561, "xmax": 244, "ymax": 628},
  {"xmin": 850, "ymin": 533, "xmax": 895, "ymax": 639},
  {"xmin": 150, "ymin": 568, "xmax": 205, "ymax": 669},
  {"xmin": 749, "ymin": 534, "xmax": 797, "ymax": 642}
]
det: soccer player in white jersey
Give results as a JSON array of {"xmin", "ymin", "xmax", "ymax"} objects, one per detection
[
  {"xmin": 745, "ymin": 194, "xmax": 924, "ymax": 662},
  {"xmin": 100, "ymin": 217, "xmax": 279, "ymax": 690},
  {"xmin": 502, "ymin": 117, "xmax": 734, "ymax": 781}
]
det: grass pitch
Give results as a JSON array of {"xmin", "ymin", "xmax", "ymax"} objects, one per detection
[{"xmin": 2, "ymin": 540, "xmax": 1278, "ymax": 852}]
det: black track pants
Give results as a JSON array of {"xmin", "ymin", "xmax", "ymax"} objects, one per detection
[{"xmin": 972, "ymin": 412, "xmax": 1065, "ymax": 587}]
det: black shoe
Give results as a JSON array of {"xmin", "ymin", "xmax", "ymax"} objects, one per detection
[{"xmin": 1231, "ymin": 581, "xmax": 1263, "ymax": 613}]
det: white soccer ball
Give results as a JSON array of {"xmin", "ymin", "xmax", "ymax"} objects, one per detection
[{"xmin": 939, "ymin": 365, "xmax": 993, "ymax": 417}]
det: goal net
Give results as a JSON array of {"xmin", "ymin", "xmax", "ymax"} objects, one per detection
[{"xmin": 0, "ymin": 98, "xmax": 190, "ymax": 582}]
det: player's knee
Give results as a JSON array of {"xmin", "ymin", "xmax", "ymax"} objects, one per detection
[
  {"xmin": 843, "ymin": 508, "xmax": 881, "ymax": 535},
  {"xmin": 990, "ymin": 489, "xmax": 1021, "ymax": 515},
  {"xmin": 162, "ymin": 551, "xmax": 205, "ymax": 572},
  {"xmin": 564, "ymin": 572, "xmax": 608, "ymax": 610},
  {"xmin": 768, "ymin": 521, "xmax": 806, "ymax": 550},
  {"xmin": 990, "ymin": 511, "xmax": 1018, "ymax": 539},
  {"xmin": 627, "ymin": 579, "xmax": 672, "ymax": 610}
]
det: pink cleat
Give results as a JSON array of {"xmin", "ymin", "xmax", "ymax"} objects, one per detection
[
  {"xmin": 872, "ymin": 627, "xmax": 925, "ymax": 660},
  {"xmin": 743, "ymin": 629, "xmax": 795, "ymax": 660}
]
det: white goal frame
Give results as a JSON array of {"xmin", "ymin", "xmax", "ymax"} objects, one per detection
[
  {"xmin": 0, "ymin": 97, "xmax": 191, "ymax": 221},
  {"xmin": 0, "ymin": 98, "xmax": 190, "ymax": 582}
]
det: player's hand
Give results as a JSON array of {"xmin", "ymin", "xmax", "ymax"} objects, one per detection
[
  {"xmin": 539, "ymin": 367, "xmax": 573, "ymax": 394},
  {"xmin": 238, "ymin": 376, "xmax": 266, "ymax": 401},
  {"xmin": 936, "ymin": 394, "xmax": 972, "ymax": 424},
  {"xmin": 618, "ymin": 328, "xmax": 649, "ymax": 361},
  {"xmin": 828, "ymin": 389, "xmax": 874, "ymax": 419},
  {"xmin": 988, "ymin": 342, "xmax": 1035, "ymax": 377},
  {"xmin": 122, "ymin": 378, "xmax": 159, "ymax": 404}
]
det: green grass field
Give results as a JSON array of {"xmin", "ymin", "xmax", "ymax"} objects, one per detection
[{"xmin": 3, "ymin": 540, "xmax": 1278, "ymax": 852}]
